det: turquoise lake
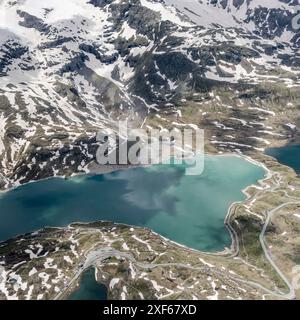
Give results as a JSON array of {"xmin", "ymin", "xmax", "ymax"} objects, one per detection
[
  {"xmin": 68, "ymin": 269, "xmax": 107, "ymax": 300},
  {"xmin": 0, "ymin": 155, "xmax": 265, "ymax": 252},
  {"xmin": 266, "ymin": 145, "xmax": 300, "ymax": 174}
]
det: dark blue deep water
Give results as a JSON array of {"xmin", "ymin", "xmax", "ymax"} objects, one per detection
[
  {"xmin": 266, "ymin": 145, "xmax": 300, "ymax": 173},
  {"xmin": 68, "ymin": 269, "xmax": 107, "ymax": 300}
]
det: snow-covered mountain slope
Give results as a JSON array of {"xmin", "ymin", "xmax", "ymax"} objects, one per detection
[
  {"xmin": 0, "ymin": 0, "xmax": 299, "ymax": 189},
  {"xmin": 165, "ymin": 0, "xmax": 299, "ymax": 41}
]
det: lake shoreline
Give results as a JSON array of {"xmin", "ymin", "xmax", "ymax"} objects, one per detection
[
  {"xmin": 65, "ymin": 268, "xmax": 108, "ymax": 301},
  {"xmin": 0, "ymin": 151, "xmax": 268, "ymax": 194},
  {"xmin": 0, "ymin": 152, "xmax": 268, "ymax": 256}
]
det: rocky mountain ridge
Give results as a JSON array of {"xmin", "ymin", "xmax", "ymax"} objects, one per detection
[{"xmin": 0, "ymin": 0, "xmax": 299, "ymax": 188}]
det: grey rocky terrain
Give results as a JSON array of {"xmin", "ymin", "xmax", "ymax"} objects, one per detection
[{"xmin": 0, "ymin": 0, "xmax": 299, "ymax": 189}]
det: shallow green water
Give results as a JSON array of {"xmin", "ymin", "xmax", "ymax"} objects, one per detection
[
  {"xmin": 68, "ymin": 269, "xmax": 107, "ymax": 300},
  {"xmin": 266, "ymin": 145, "xmax": 300, "ymax": 173},
  {"xmin": 0, "ymin": 155, "xmax": 265, "ymax": 252}
]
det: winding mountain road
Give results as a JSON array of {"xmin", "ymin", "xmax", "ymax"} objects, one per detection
[{"xmin": 55, "ymin": 163, "xmax": 300, "ymax": 300}]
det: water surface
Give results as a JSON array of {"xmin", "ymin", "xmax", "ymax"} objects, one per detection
[
  {"xmin": 0, "ymin": 155, "xmax": 265, "ymax": 251},
  {"xmin": 68, "ymin": 268, "xmax": 107, "ymax": 300},
  {"xmin": 266, "ymin": 145, "xmax": 300, "ymax": 173}
]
